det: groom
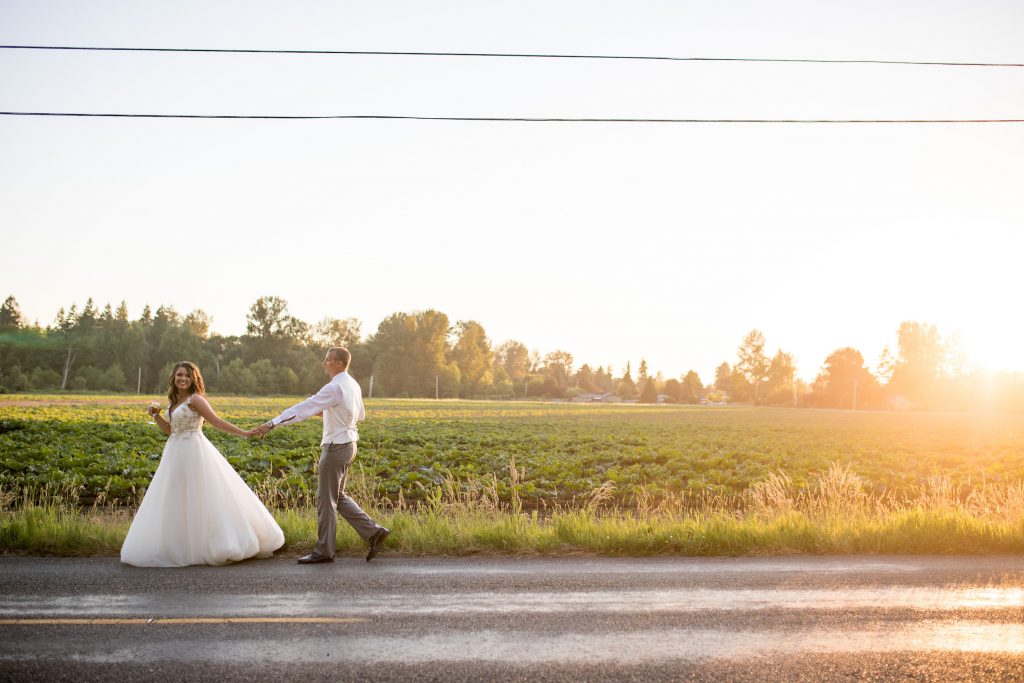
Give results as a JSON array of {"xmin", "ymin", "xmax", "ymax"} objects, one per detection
[{"xmin": 255, "ymin": 347, "xmax": 389, "ymax": 564}]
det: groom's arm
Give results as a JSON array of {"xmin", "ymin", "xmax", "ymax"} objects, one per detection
[{"xmin": 262, "ymin": 382, "xmax": 343, "ymax": 432}]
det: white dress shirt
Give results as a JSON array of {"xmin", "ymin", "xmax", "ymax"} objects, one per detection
[{"xmin": 270, "ymin": 371, "xmax": 365, "ymax": 445}]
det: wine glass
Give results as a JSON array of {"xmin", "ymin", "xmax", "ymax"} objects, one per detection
[{"xmin": 147, "ymin": 402, "xmax": 161, "ymax": 425}]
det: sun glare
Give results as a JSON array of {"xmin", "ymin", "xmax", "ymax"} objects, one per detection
[{"xmin": 958, "ymin": 329, "xmax": 1024, "ymax": 374}]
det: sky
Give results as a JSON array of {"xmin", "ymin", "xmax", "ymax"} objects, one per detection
[{"xmin": 1, "ymin": 1, "xmax": 1022, "ymax": 383}]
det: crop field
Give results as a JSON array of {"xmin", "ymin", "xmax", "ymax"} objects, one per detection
[{"xmin": 2, "ymin": 394, "xmax": 1023, "ymax": 509}]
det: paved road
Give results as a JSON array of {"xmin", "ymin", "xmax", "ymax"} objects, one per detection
[{"xmin": 1, "ymin": 555, "xmax": 1023, "ymax": 681}]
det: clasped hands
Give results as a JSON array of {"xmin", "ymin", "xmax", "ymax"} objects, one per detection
[{"xmin": 249, "ymin": 421, "xmax": 275, "ymax": 439}]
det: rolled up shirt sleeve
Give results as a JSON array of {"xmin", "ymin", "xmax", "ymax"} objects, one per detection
[{"xmin": 270, "ymin": 382, "xmax": 343, "ymax": 427}]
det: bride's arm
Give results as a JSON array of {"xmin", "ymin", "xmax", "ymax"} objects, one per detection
[
  {"xmin": 149, "ymin": 405, "xmax": 172, "ymax": 437},
  {"xmin": 187, "ymin": 395, "xmax": 255, "ymax": 437}
]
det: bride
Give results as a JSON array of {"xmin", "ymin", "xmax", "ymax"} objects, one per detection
[{"xmin": 120, "ymin": 361, "xmax": 285, "ymax": 567}]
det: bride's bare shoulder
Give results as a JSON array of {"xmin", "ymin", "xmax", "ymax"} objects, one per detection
[{"xmin": 187, "ymin": 393, "xmax": 211, "ymax": 410}]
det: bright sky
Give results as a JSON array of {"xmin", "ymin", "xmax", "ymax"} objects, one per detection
[{"xmin": 1, "ymin": 1, "xmax": 1022, "ymax": 382}]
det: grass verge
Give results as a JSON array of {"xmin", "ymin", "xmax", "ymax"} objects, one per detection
[{"xmin": 3, "ymin": 463, "xmax": 1024, "ymax": 557}]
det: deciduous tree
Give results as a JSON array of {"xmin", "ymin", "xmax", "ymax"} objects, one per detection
[
  {"xmin": 311, "ymin": 317, "xmax": 362, "ymax": 350},
  {"xmin": 736, "ymin": 330, "xmax": 770, "ymax": 404},
  {"xmin": 450, "ymin": 321, "xmax": 494, "ymax": 397},
  {"xmin": 540, "ymin": 350, "xmax": 574, "ymax": 397},
  {"xmin": 887, "ymin": 321, "xmax": 946, "ymax": 407},
  {"xmin": 812, "ymin": 347, "xmax": 878, "ymax": 409},
  {"xmin": 765, "ymin": 350, "xmax": 796, "ymax": 405}
]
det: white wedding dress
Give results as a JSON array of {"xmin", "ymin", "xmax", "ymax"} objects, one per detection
[{"xmin": 120, "ymin": 396, "xmax": 285, "ymax": 567}]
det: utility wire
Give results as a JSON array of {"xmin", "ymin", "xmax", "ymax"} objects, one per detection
[
  {"xmin": 4, "ymin": 45, "xmax": 1019, "ymax": 123},
  {"xmin": 1, "ymin": 44, "xmax": 1023, "ymax": 68},
  {"xmin": 1, "ymin": 112, "xmax": 1022, "ymax": 123}
]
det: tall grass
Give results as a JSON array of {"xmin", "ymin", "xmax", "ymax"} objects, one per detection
[{"xmin": 3, "ymin": 462, "xmax": 1024, "ymax": 557}]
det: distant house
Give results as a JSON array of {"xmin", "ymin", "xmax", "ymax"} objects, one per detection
[
  {"xmin": 571, "ymin": 392, "xmax": 622, "ymax": 403},
  {"xmin": 886, "ymin": 394, "xmax": 915, "ymax": 411}
]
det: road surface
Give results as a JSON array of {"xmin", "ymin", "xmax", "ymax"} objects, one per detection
[{"xmin": 1, "ymin": 555, "xmax": 1022, "ymax": 680}]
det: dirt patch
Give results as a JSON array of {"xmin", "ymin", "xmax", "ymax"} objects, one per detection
[{"xmin": 0, "ymin": 398, "xmax": 150, "ymax": 408}]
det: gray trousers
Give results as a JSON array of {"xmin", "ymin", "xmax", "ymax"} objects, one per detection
[{"xmin": 314, "ymin": 441, "xmax": 381, "ymax": 558}]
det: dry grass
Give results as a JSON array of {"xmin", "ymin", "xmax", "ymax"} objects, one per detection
[{"xmin": 3, "ymin": 462, "xmax": 1024, "ymax": 557}]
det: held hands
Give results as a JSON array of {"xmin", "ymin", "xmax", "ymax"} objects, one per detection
[{"xmin": 250, "ymin": 421, "xmax": 275, "ymax": 439}]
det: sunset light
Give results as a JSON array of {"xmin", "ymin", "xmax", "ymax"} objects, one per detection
[{"xmin": 2, "ymin": 3, "xmax": 1024, "ymax": 678}]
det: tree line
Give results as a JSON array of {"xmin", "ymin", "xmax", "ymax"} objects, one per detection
[{"xmin": 0, "ymin": 295, "xmax": 1021, "ymax": 411}]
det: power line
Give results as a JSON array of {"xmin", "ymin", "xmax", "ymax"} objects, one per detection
[
  {"xmin": 1, "ymin": 112, "xmax": 1022, "ymax": 123},
  {"xmin": 1, "ymin": 44, "xmax": 1023, "ymax": 68}
]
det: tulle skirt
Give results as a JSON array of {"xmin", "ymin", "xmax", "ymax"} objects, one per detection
[{"xmin": 120, "ymin": 431, "xmax": 285, "ymax": 567}]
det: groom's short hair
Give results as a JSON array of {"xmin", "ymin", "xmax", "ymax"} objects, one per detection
[{"xmin": 328, "ymin": 347, "xmax": 351, "ymax": 369}]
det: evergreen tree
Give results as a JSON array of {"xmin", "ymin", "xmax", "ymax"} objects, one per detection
[
  {"xmin": 681, "ymin": 370, "xmax": 704, "ymax": 403},
  {"xmin": 0, "ymin": 296, "xmax": 23, "ymax": 331},
  {"xmin": 639, "ymin": 377, "xmax": 658, "ymax": 403},
  {"xmin": 616, "ymin": 362, "xmax": 636, "ymax": 398}
]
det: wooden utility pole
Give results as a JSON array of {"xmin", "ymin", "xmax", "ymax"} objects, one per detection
[
  {"xmin": 137, "ymin": 367, "xmax": 142, "ymax": 394},
  {"xmin": 369, "ymin": 375, "xmax": 374, "ymax": 398}
]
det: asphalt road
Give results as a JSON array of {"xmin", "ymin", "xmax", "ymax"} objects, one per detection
[{"xmin": 1, "ymin": 555, "xmax": 1023, "ymax": 681}]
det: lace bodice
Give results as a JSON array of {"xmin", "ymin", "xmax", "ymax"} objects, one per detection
[{"xmin": 169, "ymin": 397, "xmax": 204, "ymax": 434}]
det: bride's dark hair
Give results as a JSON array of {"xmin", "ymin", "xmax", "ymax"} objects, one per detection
[{"xmin": 166, "ymin": 361, "xmax": 206, "ymax": 405}]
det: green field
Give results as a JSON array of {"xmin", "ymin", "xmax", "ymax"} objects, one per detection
[
  {"xmin": 2, "ymin": 394, "xmax": 1023, "ymax": 507},
  {"xmin": 3, "ymin": 394, "xmax": 1024, "ymax": 556}
]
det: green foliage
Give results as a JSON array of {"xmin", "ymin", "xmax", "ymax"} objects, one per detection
[
  {"xmin": 5, "ymin": 295, "xmax": 1021, "ymax": 411},
  {"xmin": 219, "ymin": 358, "xmax": 256, "ymax": 394},
  {"xmin": 540, "ymin": 351, "xmax": 574, "ymax": 397},
  {"xmin": 0, "ymin": 296, "xmax": 24, "ymax": 331},
  {"xmin": 100, "ymin": 364, "xmax": 127, "ymax": 392},
  {"xmin": 736, "ymin": 329, "xmax": 770, "ymax": 404},
  {"xmin": 368, "ymin": 310, "xmax": 458, "ymax": 397},
  {"xmin": 811, "ymin": 347, "xmax": 879, "ymax": 409},
  {"xmin": 0, "ymin": 364, "xmax": 29, "ymax": 393},
  {"xmin": 493, "ymin": 340, "xmax": 531, "ymax": 397},
  {"xmin": 3, "ymin": 396, "xmax": 1024, "ymax": 515},
  {"xmin": 888, "ymin": 321, "xmax": 947, "ymax": 408},
  {"xmin": 450, "ymin": 321, "xmax": 494, "ymax": 397},
  {"xmin": 680, "ymin": 370, "xmax": 704, "ymax": 403},
  {"xmin": 638, "ymin": 378, "xmax": 658, "ymax": 403},
  {"xmin": 29, "ymin": 367, "xmax": 62, "ymax": 391}
]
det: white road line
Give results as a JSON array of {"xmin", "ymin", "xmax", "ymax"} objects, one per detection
[
  {"xmin": 3, "ymin": 623, "xmax": 1023, "ymax": 663},
  {"xmin": 0, "ymin": 617, "xmax": 367, "ymax": 625},
  {"xmin": 2, "ymin": 586, "xmax": 1021, "ymax": 618}
]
